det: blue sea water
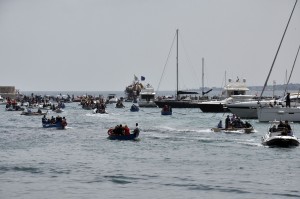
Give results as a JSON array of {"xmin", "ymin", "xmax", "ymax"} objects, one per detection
[{"xmin": 1, "ymin": 91, "xmax": 300, "ymax": 199}]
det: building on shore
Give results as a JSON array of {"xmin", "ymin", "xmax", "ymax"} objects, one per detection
[{"xmin": 0, "ymin": 86, "xmax": 20, "ymax": 99}]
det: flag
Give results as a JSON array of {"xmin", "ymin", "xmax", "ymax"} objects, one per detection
[
  {"xmin": 141, "ymin": 76, "xmax": 145, "ymax": 81},
  {"xmin": 134, "ymin": 75, "xmax": 138, "ymax": 81}
]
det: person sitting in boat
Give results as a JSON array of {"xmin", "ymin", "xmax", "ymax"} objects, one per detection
[
  {"xmin": 244, "ymin": 121, "xmax": 252, "ymax": 128},
  {"xmin": 37, "ymin": 108, "xmax": 42, "ymax": 114},
  {"xmin": 225, "ymin": 115, "xmax": 230, "ymax": 129},
  {"xmin": 50, "ymin": 116, "xmax": 56, "ymax": 124},
  {"xmin": 113, "ymin": 124, "xmax": 124, "ymax": 135},
  {"xmin": 56, "ymin": 115, "xmax": 62, "ymax": 123},
  {"xmin": 42, "ymin": 115, "xmax": 48, "ymax": 124},
  {"xmin": 124, "ymin": 125, "xmax": 130, "ymax": 136},
  {"xmin": 270, "ymin": 125, "xmax": 277, "ymax": 132},
  {"xmin": 277, "ymin": 121, "xmax": 285, "ymax": 131},
  {"xmin": 284, "ymin": 120, "xmax": 292, "ymax": 136},
  {"xmin": 163, "ymin": 105, "xmax": 169, "ymax": 112},
  {"xmin": 217, "ymin": 120, "xmax": 223, "ymax": 128}
]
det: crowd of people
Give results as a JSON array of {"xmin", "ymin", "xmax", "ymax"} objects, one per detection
[
  {"xmin": 110, "ymin": 123, "xmax": 139, "ymax": 136},
  {"xmin": 220, "ymin": 114, "xmax": 252, "ymax": 129},
  {"xmin": 270, "ymin": 120, "xmax": 292, "ymax": 135},
  {"xmin": 42, "ymin": 115, "xmax": 67, "ymax": 126}
]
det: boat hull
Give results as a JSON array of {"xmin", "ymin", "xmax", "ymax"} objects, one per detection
[
  {"xmin": 107, "ymin": 128, "xmax": 140, "ymax": 140},
  {"xmin": 212, "ymin": 127, "xmax": 254, "ymax": 134},
  {"xmin": 198, "ymin": 103, "xmax": 229, "ymax": 112},
  {"xmin": 138, "ymin": 101, "xmax": 157, "ymax": 107},
  {"xmin": 42, "ymin": 122, "xmax": 66, "ymax": 129},
  {"xmin": 155, "ymin": 100, "xmax": 201, "ymax": 108},
  {"xmin": 161, "ymin": 111, "xmax": 172, "ymax": 115},
  {"xmin": 130, "ymin": 106, "xmax": 139, "ymax": 112},
  {"xmin": 257, "ymin": 107, "xmax": 300, "ymax": 122},
  {"xmin": 262, "ymin": 136, "xmax": 299, "ymax": 147}
]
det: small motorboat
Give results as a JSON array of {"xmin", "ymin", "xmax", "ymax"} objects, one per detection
[
  {"xmin": 42, "ymin": 122, "xmax": 67, "ymax": 129},
  {"xmin": 42, "ymin": 116, "xmax": 67, "ymax": 129},
  {"xmin": 161, "ymin": 105, "xmax": 172, "ymax": 115},
  {"xmin": 107, "ymin": 123, "xmax": 140, "ymax": 140},
  {"xmin": 130, "ymin": 104, "xmax": 139, "ymax": 112},
  {"xmin": 262, "ymin": 121, "xmax": 299, "ymax": 147},
  {"xmin": 21, "ymin": 109, "xmax": 47, "ymax": 116},
  {"xmin": 93, "ymin": 108, "xmax": 107, "ymax": 114},
  {"xmin": 212, "ymin": 115, "xmax": 254, "ymax": 134},
  {"xmin": 115, "ymin": 101, "xmax": 125, "ymax": 108}
]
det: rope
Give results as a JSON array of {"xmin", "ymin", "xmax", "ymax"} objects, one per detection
[{"xmin": 156, "ymin": 32, "xmax": 177, "ymax": 92}]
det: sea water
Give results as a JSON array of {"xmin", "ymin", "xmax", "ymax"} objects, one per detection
[{"xmin": 0, "ymin": 91, "xmax": 300, "ymax": 199}]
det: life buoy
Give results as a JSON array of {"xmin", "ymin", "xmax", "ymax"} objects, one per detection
[{"xmin": 107, "ymin": 128, "xmax": 114, "ymax": 135}]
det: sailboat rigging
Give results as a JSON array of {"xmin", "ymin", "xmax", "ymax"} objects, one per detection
[
  {"xmin": 259, "ymin": 0, "xmax": 298, "ymax": 101},
  {"xmin": 154, "ymin": 29, "xmax": 207, "ymax": 108}
]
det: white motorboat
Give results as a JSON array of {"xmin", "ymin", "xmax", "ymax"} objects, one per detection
[
  {"xmin": 106, "ymin": 94, "xmax": 118, "ymax": 104},
  {"xmin": 198, "ymin": 78, "xmax": 255, "ymax": 112},
  {"xmin": 138, "ymin": 84, "xmax": 157, "ymax": 107},
  {"xmin": 262, "ymin": 121, "xmax": 299, "ymax": 147}
]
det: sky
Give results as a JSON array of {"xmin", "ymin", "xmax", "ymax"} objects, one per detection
[{"xmin": 0, "ymin": 0, "xmax": 299, "ymax": 92}]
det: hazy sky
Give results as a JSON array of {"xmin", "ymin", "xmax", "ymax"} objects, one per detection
[{"xmin": 0, "ymin": 0, "xmax": 299, "ymax": 91}]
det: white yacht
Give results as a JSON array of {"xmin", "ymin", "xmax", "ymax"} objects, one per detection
[
  {"xmin": 198, "ymin": 78, "xmax": 255, "ymax": 112},
  {"xmin": 138, "ymin": 84, "xmax": 157, "ymax": 107}
]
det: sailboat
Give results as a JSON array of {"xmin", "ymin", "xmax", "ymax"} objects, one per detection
[
  {"xmin": 228, "ymin": 0, "xmax": 299, "ymax": 119},
  {"xmin": 257, "ymin": 47, "xmax": 300, "ymax": 122},
  {"xmin": 257, "ymin": 0, "xmax": 300, "ymax": 122},
  {"xmin": 154, "ymin": 29, "xmax": 207, "ymax": 108}
]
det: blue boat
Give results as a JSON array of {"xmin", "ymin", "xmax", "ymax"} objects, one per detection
[
  {"xmin": 107, "ymin": 124, "xmax": 140, "ymax": 140},
  {"xmin": 161, "ymin": 110, "xmax": 172, "ymax": 115},
  {"xmin": 130, "ymin": 104, "xmax": 139, "ymax": 112},
  {"xmin": 161, "ymin": 105, "xmax": 172, "ymax": 115},
  {"xmin": 42, "ymin": 116, "xmax": 67, "ymax": 129},
  {"xmin": 42, "ymin": 122, "xmax": 66, "ymax": 129}
]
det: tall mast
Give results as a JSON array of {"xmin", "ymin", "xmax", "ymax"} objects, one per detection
[
  {"xmin": 202, "ymin": 58, "xmax": 204, "ymax": 96},
  {"xmin": 259, "ymin": 0, "xmax": 298, "ymax": 100},
  {"xmin": 176, "ymin": 29, "xmax": 179, "ymax": 100},
  {"xmin": 284, "ymin": 44, "xmax": 300, "ymax": 96}
]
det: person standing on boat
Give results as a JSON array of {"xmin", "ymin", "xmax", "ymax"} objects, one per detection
[
  {"xmin": 286, "ymin": 93, "xmax": 291, "ymax": 107},
  {"xmin": 225, "ymin": 115, "xmax": 230, "ymax": 129}
]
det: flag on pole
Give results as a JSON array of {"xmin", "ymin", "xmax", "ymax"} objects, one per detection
[{"xmin": 141, "ymin": 76, "xmax": 145, "ymax": 81}]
